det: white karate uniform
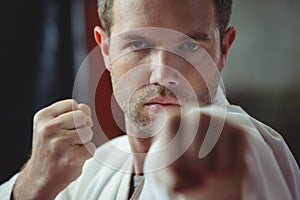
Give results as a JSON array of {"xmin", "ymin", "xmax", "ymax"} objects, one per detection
[{"xmin": 1, "ymin": 88, "xmax": 299, "ymax": 199}]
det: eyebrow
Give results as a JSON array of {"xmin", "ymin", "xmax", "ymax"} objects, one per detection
[
  {"xmin": 118, "ymin": 32, "xmax": 147, "ymax": 41},
  {"xmin": 179, "ymin": 32, "xmax": 212, "ymax": 42},
  {"xmin": 117, "ymin": 31, "xmax": 211, "ymax": 43}
]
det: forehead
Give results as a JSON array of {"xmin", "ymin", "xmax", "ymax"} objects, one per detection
[{"xmin": 111, "ymin": 0, "xmax": 217, "ymax": 36}]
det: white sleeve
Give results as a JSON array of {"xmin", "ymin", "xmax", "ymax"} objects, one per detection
[
  {"xmin": 225, "ymin": 105, "xmax": 300, "ymax": 200},
  {"xmin": 0, "ymin": 173, "xmax": 19, "ymax": 200},
  {"xmin": 241, "ymin": 114, "xmax": 300, "ymax": 200}
]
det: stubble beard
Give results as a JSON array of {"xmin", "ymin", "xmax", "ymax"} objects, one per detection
[
  {"xmin": 108, "ymin": 41, "xmax": 222, "ymax": 136},
  {"xmin": 111, "ymin": 71, "xmax": 214, "ymax": 136}
]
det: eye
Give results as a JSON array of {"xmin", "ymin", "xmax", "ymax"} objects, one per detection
[
  {"xmin": 129, "ymin": 40, "xmax": 147, "ymax": 50},
  {"xmin": 180, "ymin": 41, "xmax": 200, "ymax": 52}
]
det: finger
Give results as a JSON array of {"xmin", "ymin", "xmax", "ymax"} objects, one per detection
[
  {"xmin": 35, "ymin": 99, "xmax": 78, "ymax": 122},
  {"xmin": 84, "ymin": 142, "xmax": 97, "ymax": 156},
  {"xmin": 78, "ymin": 104, "xmax": 93, "ymax": 127},
  {"xmin": 78, "ymin": 104, "xmax": 91, "ymax": 116},
  {"xmin": 186, "ymin": 111, "xmax": 209, "ymax": 158},
  {"xmin": 48, "ymin": 99, "xmax": 78, "ymax": 117},
  {"xmin": 215, "ymin": 121, "xmax": 246, "ymax": 174},
  {"xmin": 151, "ymin": 107, "xmax": 180, "ymax": 141},
  {"xmin": 52, "ymin": 110, "xmax": 91, "ymax": 130},
  {"xmin": 231, "ymin": 125, "xmax": 246, "ymax": 173},
  {"xmin": 60, "ymin": 126, "xmax": 93, "ymax": 145},
  {"xmin": 215, "ymin": 122, "xmax": 233, "ymax": 172}
]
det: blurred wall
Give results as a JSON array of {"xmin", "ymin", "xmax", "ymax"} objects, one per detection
[
  {"xmin": 223, "ymin": 0, "xmax": 300, "ymax": 163},
  {"xmin": 0, "ymin": 0, "xmax": 86, "ymax": 184}
]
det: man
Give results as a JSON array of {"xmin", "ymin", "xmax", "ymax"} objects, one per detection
[{"xmin": 1, "ymin": 0, "xmax": 299, "ymax": 199}]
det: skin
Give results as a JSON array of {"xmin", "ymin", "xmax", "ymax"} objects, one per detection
[
  {"xmin": 12, "ymin": 100, "xmax": 96, "ymax": 199},
  {"xmin": 12, "ymin": 0, "xmax": 241, "ymax": 199},
  {"xmin": 94, "ymin": 0, "xmax": 243, "ymax": 199},
  {"xmin": 151, "ymin": 109, "xmax": 246, "ymax": 199},
  {"xmin": 96, "ymin": 0, "xmax": 235, "ymax": 138},
  {"xmin": 94, "ymin": 0, "xmax": 236, "ymax": 167}
]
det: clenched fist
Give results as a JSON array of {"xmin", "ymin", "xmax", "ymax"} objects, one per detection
[
  {"xmin": 12, "ymin": 99, "xmax": 96, "ymax": 200},
  {"xmin": 148, "ymin": 107, "xmax": 246, "ymax": 200}
]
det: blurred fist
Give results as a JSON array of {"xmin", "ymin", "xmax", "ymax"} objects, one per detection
[{"xmin": 151, "ymin": 107, "xmax": 246, "ymax": 200}]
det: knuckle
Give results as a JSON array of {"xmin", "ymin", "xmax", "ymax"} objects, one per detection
[
  {"xmin": 166, "ymin": 113, "xmax": 181, "ymax": 133},
  {"xmin": 38, "ymin": 120, "xmax": 60, "ymax": 137},
  {"xmin": 62, "ymin": 155, "xmax": 75, "ymax": 167},
  {"xmin": 76, "ymin": 110, "xmax": 88, "ymax": 118},
  {"xmin": 76, "ymin": 109, "xmax": 86, "ymax": 117},
  {"xmin": 199, "ymin": 111, "xmax": 211, "ymax": 123},
  {"xmin": 168, "ymin": 112, "xmax": 181, "ymax": 124},
  {"xmin": 34, "ymin": 108, "xmax": 49, "ymax": 123},
  {"xmin": 78, "ymin": 104, "xmax": 91, "ymax": 115},
  {"xmin": 85, "ymin": 105, "xmax": 91, "ymax": 113},
  {"xmin": 86, "ymin": 142, "xmax": 96, "ymax": 155},
  {"xmin": 55, "ymin": 114, "xmax": 68, "ymax": 125},
  {"xmin": 57, "ymin": 99, "xmax": 78, "ymax": 111},
  {"xmin": 61, "ymin": 151, "xmax": 85, "ymax": 170},
  {"xmin": 85, "ymin": 127, "xmax": 93, "ymax": 141},
  {"xmin": 50, "ymin": 137, "xmax": 65, "ymax": 153},
  {"xmin": 223, "ymin": 118, "xmax": 244, "ymax": 135},
  {"xmin": 74, "ymin": 111, "xmax": 89, "ymax": 126},
  {"xmin": 81, "ymin": 148, "xmax": 94, "ymax": 160},
  {"xmin": 77, "ymin": 127, "xmax": 93, "ymax": 143},
  {"xmin": 68, "ymin": 99, "xmax": 78, "ymax": 109},
  {"xmin": 33, "ymin": 112, "xmax": 41, "ymax": 123}
]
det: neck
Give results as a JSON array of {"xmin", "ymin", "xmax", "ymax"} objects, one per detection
[{"xmin": 125, "ymin": 117, "xmax": 154, "ymax": 175}]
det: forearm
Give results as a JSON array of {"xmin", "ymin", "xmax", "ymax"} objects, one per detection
[{"xmin": 12, "ymin": 164, "xmax": 58, "ymax": 200}]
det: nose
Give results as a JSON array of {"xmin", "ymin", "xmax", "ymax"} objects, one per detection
[{"xmin": 149, "ymin": 50, "xmax": 180, "ymax": 87}]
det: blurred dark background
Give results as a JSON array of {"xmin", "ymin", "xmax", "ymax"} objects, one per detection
[{"xmin": 1, "ymin": 0, "xmax": 299, "ymax": 184}]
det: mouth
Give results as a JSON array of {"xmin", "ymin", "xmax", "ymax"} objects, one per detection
[
  {"xmin": 144, "ymin": 97, "xmax": 180, "ymax": 106},
  {"xmin": 144, "ymin": 102, "xmax": 179, "ymax": 107},
  {"xmin": 144, "ymin": 98, "xmax": 180, "ymax": 114}
]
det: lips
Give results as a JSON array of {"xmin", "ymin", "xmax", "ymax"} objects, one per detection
[{"xmin": 144, "ymin": 97, "xmax": 180, "ymax": 107}]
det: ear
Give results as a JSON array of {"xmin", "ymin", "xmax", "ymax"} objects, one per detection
[
  {"xmin": 220, "ymin": 26, "xmax": 236, "ymax": 70},
  {"xmin": 94, "ymin": 26, "xmax": 111, "ymax": 70}
]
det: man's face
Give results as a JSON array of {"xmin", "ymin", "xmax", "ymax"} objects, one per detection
[{"xmin": 105, "ymin": 0, "xmax": 222, "ymax": 135}]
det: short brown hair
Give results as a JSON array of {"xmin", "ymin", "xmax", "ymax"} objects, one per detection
[{"xmin": 97, "ymin": 0, "xmax": 232, "ymax": 39}]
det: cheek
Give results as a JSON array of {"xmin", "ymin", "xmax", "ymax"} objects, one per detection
[
  {"xmin": 176, "ymin": 58, "xmax": 220, "ymax": 97},
  {"xmin": 200, "ymin": 31, "xmax": 221, "ymax": 65},
  {"xmin": 184, "ymin": 69, "xmax": 208, "ymax": 91},
  {"xmin": 110, "ymin": 57, "xmax": 134, "ymax": 81},
  {"xmin": 204, "ymin": 43, "xmax": 221, "ymax": 64},
  {"xmin": 110, "ymin": 51, "xmax": 150, "ymax": 81}
]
